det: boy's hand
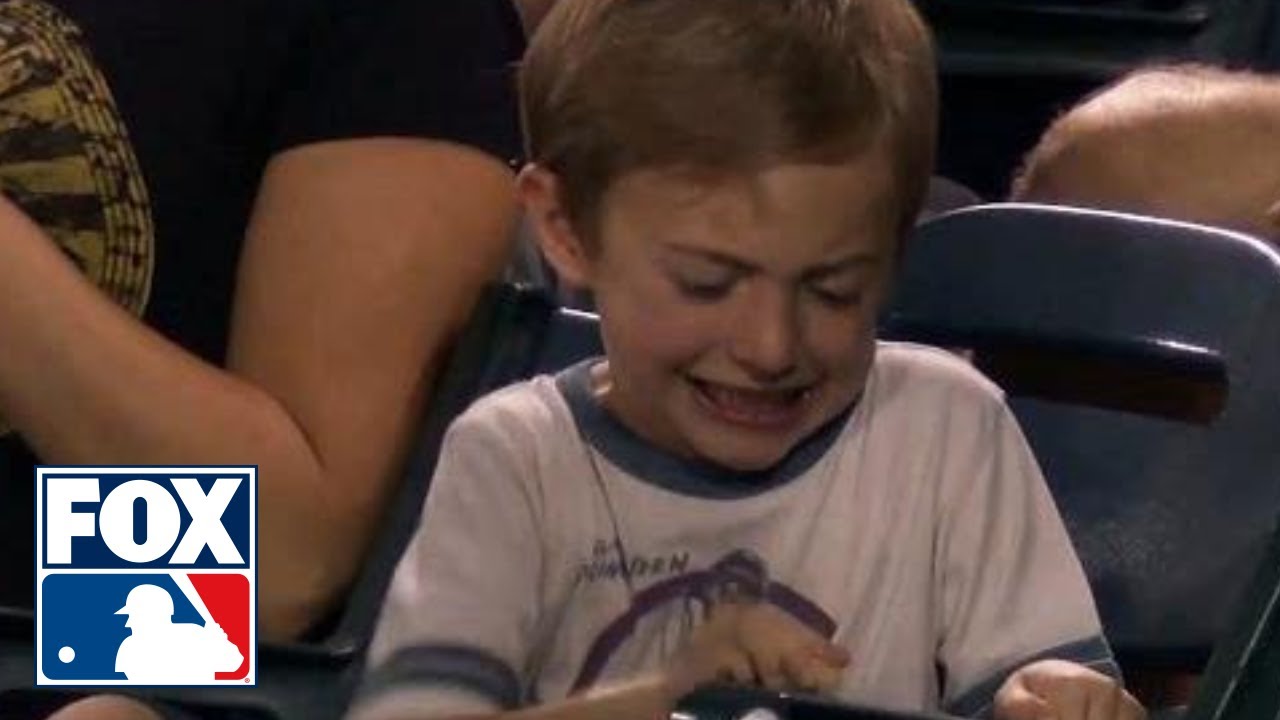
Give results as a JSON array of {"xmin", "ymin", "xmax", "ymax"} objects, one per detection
[
  {"xmin": 995, "ymin": 659, "xmax": 1147, "ymax": 720},
  {"xmin": 665, "ymin": 600, "xmax": 850, "ymax": 699}
]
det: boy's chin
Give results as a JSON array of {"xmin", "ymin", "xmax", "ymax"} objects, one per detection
[{"xmin": 689, "ymin": 434, "xmax": 802, "ymax": 473}]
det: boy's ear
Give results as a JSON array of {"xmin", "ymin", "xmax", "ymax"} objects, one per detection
[{"xmin": 516, "ymin": 164, "xmax": 593, "ymax": 288}]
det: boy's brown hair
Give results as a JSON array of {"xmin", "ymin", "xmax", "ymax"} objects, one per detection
[
  {"xmin": 519, "ymin": 0, "xmax": 938, "ymax": 247},
  {"xmin": 1011, "ymin": 64, "xmax": 1280, "ymax": 240}
]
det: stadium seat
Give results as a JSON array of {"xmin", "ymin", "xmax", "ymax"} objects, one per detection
[
  {"xmin": 1186, "ymin": 518, "xmax": 1280, "ymax": 720},
  {"xmin": 882, "ymin": 203, "xmax": 1280, "ymax": 678}
]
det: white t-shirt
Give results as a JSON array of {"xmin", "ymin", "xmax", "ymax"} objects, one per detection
[{"xmin": 349, "ymin": 343, "xmax": 1114, "ymax": 720}]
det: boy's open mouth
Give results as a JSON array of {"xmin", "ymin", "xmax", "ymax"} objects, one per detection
[{"xmin": 687, "ymin": 377, "xmax": 814, "ymax": 430}]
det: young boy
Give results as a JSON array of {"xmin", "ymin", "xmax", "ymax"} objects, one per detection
[
  {"xmin": 348, "ymin": 2, "xmax": 1147, "ymax": 720},
  {"xmin": 1011, "ymin": 64, "xmax": 1280, "ymax": 242}
]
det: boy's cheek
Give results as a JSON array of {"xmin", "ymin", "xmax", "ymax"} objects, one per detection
[
  {"xmin": 600, "ymin": 304, "xmax": 713, "ymax": 367},
  {"xmin": 809, "ymin": 317, "xmax": 876, "ymax": 374},
  {"xmin": 604, "ymin": 286, "xmax": 718, "ymax": 343}
]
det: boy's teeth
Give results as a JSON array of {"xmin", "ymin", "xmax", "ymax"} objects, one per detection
[{"xmin": 700, "ymin": 382, "xmax": 805, "ymax": 422}]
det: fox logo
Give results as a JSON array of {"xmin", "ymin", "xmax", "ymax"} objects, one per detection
[{"xmin": 36, "ymin": 467, "xmax": 256, "ymax": 686}]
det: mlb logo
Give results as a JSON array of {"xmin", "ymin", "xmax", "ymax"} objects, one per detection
[{"xmin": 36, "ymin": 467, "xmax": 256, "ymax": 686}]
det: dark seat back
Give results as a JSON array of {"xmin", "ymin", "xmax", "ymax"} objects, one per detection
[
  {"xmin": 1188, "ymin": 520, "xmax": 1280, "ymax": 720},
  {"xmin": 883, "ymin": 203, "xmax": 1280, "ymax": 672}
]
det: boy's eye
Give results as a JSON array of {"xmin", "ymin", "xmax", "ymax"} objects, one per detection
[
  {"xmin": 675, "ymin": 277, "xmax": 735, "ymax": 301},
  {"xmin": 808, "ymin": 281, "xmax": 863, "ymax": 307},
  {"xmin": 671, "ymin": 270, "xmax": 737, "ymax": 301}
]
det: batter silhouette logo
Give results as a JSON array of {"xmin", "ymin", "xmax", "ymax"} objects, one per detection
[{"xmin": 36, "ymin": 467, "xmax": 256, "ymax": 686}]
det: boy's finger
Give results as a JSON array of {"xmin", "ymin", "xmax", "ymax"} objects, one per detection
[
  {"xmin": 779, "ymin": 650, "xmax": 844, "ymax": 694},
  {"xmin": 715, "ymin": 649, "xmax": 756, "ymax": 686},
  {"xmin": 808, "ymin": 658, "xmax": 845, "ymax": 693},
  {"xmin": 780, "ymin": 650, "xmax": 818, "ymax": 691},
  {"xmin": 1084, "ymin": 681, "xmax": 1120, "ymax": 720},
  {"xmin": 815, "ymin": 641, "xmax": 851, "ymax": 668},
  {"xmin": 1047, "ymin": 682, "xmax": 1094, "ymax": 720},
  {"xmin": 995, "ymin": 679, "xmax": 1056, "ymax": 720},
  {"xmin": 748, "ymin": 648, "xmax": 787, "ymax": 691}
]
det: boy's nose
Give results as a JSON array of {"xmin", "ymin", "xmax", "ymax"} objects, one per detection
[{"xmin": 729, "ymin": 286, "xmax": 800, "ymax": 383}]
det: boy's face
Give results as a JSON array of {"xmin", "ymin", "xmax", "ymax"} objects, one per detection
[{"xmin": 531, "ymin": 156, "xmax": 898, "ymax": 472}]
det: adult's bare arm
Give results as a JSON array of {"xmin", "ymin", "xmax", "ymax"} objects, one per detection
[
  {"xmin": 515, "ymin": 0, "xmax": 560, "ymax": 32},
  {"xmin": 0, "ymin": 137, "xmax": 518, "ymax": 639}
]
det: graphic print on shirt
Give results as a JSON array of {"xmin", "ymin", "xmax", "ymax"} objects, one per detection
[
  {"xmin": 571, "ymin": 548, "xmax": 837, "ymax": 692},
  {"xmin": 0, "ymin": 0, "xmax": 154, "ymax": 434}
]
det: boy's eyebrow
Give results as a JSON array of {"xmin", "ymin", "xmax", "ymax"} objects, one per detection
[
  {"xmin": 800, "ymin": 253, "xmax": 881, "ymax": 280},
  {"xmin": 661, "ymin": 244, "xmax": 756, "ymax": 273},
  {"xmin": 661, "ymin": 243, "xmax": 881, "ymax": 278}
]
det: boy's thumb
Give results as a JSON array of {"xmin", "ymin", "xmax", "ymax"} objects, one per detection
[{"xmin": 815, "ymin": 641, "xmax": 851, "ymax": 667}]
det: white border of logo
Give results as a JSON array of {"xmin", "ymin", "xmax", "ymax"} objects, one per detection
[{"xmin": 35, "ymin": 465, "xmax": 257, "ymax": 687}]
